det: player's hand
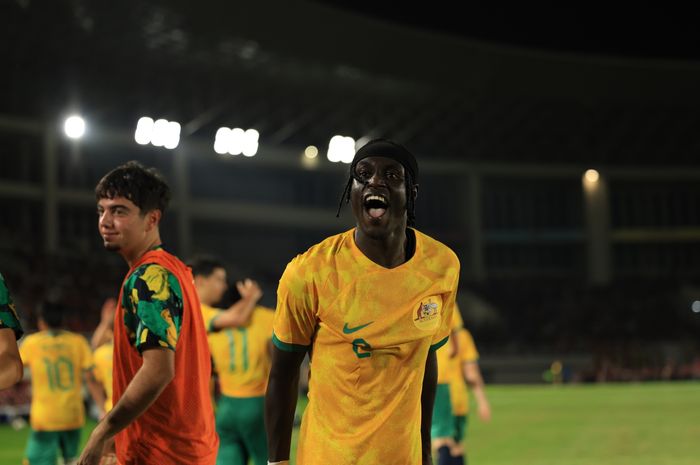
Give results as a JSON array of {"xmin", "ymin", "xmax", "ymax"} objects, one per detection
[
  {"xmin": 77, "ymin": 426, "xmax": 111, "ymax": 465},
  {"xmin": 237, "ymin": 279, "xmax": 263, "ymax": 302},
  {"xmin": 100, "ymin": 298, "xmax": 117, "ymax": 324},
  {"xmin": 478, "ymin": 402, "xmax": 492, "ymax": 422}
]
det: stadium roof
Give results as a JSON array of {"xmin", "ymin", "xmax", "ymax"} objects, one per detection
[{"xmin": 3, "ymin": 1, "xmax": 700, "ymax": 165}]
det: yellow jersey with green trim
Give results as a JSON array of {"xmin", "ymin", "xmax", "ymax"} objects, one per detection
[
  {"xmin": 93, "ymin": 342, "xmax": 114, "ymax": 412},
  {"xmin": 19, "ymin": 330, "xmax": 93, "ymax": 430},
  {"xmin": 273, "ymin": 228, "xmax": 459, "ymax": 465},
  {"xmin": 449, "ymin": 327, "xmax": 480, "ymax": 416},
  {"xmin": 200, "ymin": 303, "xmax": 220, "ymax": 333},
  {"xmin": 207, "ymin": 306, "xmax": 274, "ymax": 397}
]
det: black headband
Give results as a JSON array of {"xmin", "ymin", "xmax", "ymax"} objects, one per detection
[{"xmin": 351, "ymin": 139, "xmax": 419, "ymax": 182}]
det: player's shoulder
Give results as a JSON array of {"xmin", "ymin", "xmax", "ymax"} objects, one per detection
[
  {"xmin": 94, "ymin": 342, "xmax": 112, "ymax": 356},
  {"xmin": 414, "ymin": 229, "xmax": 460, "ymax": 267},
  {"xmin": 285, "ymin": 230, "xmax": 352, "ymax": 273},
  {"xmin": 61, "ymin": 330, "xmax": 90, "ymax": 345},
  {"xmin": 254, "ymin": 306, "xmax": 275, "ymax": 323}
]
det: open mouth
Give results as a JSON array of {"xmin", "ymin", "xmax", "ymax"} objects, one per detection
[{"xmin": 363, "ymin": 194, "xmax": 389, "ymax": 219}]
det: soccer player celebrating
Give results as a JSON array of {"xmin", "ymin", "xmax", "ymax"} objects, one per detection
[
  {"xmin": 190, "ymin": 256, "xmax": 272, "ymax": 465},
  {"xmin": 265, "ymin": 139, "xmax": 460, "ymax": 465},
  {"xmin": 78, "ymin": 161, "xmax": 218, "ymax": 465},
  {"xmin": 20, "ymin": 300, "xmax": 101, "ymax": 465},
  {"xmin": 0, "ymin": 272, "xmax": 23, "ymax": 390}
]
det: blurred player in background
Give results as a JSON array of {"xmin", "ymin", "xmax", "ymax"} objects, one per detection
[
  {"xmin": 20, "ymin": 299, "xmax": 101, "ymax": 465},
  {"xmin": 91, "ymin": 298, "xmax": 117, "ymax": 418},
  {"xmin": 190, "ymin": 256, "xmax": 272, "ymax": 465}
]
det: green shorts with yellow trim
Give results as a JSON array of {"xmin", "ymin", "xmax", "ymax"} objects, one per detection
[
  {"xmin": 431, "ymin": 383, "xmax": 455, "ymax": 439},
  {"xmin": 24, "ymin": 428, "xmax": 81, "ymax": 465}
]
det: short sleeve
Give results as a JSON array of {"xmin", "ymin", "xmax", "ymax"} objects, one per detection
[
  {"xmin": 272, "ymin": 259, "xmax": 316, "ymax": 352},
  {"xmin": 429, "ymin": 260, "xmax": 460, "ymax": 352},
  {"xmin": 79, "ymin": 337, "xmax": 95, "ymax": 371},
  {"xmin": 19, "ymin": 336, "xmax": 33, "ymax": 365},
  {"xmin": 200, "ymin": 305, "xmax": 221, "ymax": 334},
  {"xmin": 458, "ymin": 329, "xmax": 479, "ymax": 363},
  {"xmin": 0, "ymin": 273, "xmax": 23, "ymax": 340},
  {"xmin": 122, "ymin": 264, "xmax": 183, "ymax": 352}
]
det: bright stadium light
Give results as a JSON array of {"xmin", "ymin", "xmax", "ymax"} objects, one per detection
[
  {"xmin": 64, "ymin": 115, "xmax": 86, "ymax": 139},
  {"xmin": 214, "ymin": 127, "xmax": 231, "ymax": 154},
  {"xmin": 135, "ymin": 117, "xmax": 154, "ymax": 145},
  {"xmin": 134, "ymin": 116, "xmax": 180, "ymax": 149},
  {"xmin": 327, "ymin": 135, "xmax": 355, "ymax": 163},
  {"xmin": 214, "ymin": 127, "xmax": 259, "ymax": 157},
  {"xmin": 242, "ymin": 129, "xmax": 259, "ymax": 157},
  {"xmin": 304, "ymin": 145, "xmax": 318, "ymax": 159},
  {"xmin": 584, "ymin": 169, "xmax": 600, "ymax": 183},
  {"xmin": 692, "ymin": 301, "xmax": 700, "ymax": 313},
  {"xmin": 228, "ymin": 128, "xmax": 245, "ymax": 155}
]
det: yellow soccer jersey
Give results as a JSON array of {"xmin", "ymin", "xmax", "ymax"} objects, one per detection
[
  {"xmin": 19, "ymin": 330, "xmax": 93, "ymax": 431},
  {"xmin": 200, "ymin": 303, "xmax": 220, "ymax": 333},
  {"xmin": 436, "ymin": 309, "xmax": 464, "ymax": 384},
  {"xmin": 273, "ymin": 228, "xmax": 459, "ymax": 465},
  {"xmin": 93, "ymin": 342, "xmax": 114, "ymax": 412},
  {"xmin": 449, "ymin": 328, "xmax": 480, "ymax": 416},
  {"xmin": 208, "ymin": 306, "xmax": 274, "ymax": 397}
]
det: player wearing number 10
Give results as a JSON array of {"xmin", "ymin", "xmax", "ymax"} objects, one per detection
[{"xmin": 19, "ymin": 300, "xmax": 103, "ymax": 465}]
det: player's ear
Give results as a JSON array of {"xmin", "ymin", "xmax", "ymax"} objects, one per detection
[
  {"xmin": 146, "ymin": 209, "xmax": 162, "ymax": 231},
  {"xmin": 412, "ymin": 184, "xmax": 419, "ymax": 202}
]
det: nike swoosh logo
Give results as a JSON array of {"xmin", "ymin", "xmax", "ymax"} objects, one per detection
[{"xmin": 343, "ymin": 321, "xmax": 374, "ymax": 334}]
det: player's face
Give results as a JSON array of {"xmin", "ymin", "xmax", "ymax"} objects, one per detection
[
  {"xmin": 350, "ymin": 156, "xmax": 408, "ymax": 238},
  {"xmin": 97, "ymin": 196, "xmax": 156, "ymax": 254},
  {"xmin": 207, "ymin": 267, "xmax": 228, "ymax": 303}
]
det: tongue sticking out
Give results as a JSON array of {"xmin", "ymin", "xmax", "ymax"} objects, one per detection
[{"xmin": 369, "ymin": 208, "xmax": 386, "ymax": 218}]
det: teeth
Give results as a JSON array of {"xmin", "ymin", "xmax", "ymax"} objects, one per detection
[{"xmin": 365, "ymin": 195, "xmax": 387, "ymax": 204}]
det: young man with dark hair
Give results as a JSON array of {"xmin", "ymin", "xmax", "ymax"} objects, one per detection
[
  {"xmin": 0, "ymin": 272, "xmax": 23, "ymax": 390},
  {"xmin": 78, "ymin": 161, "xmax": 218, "ymax": 465},
  {"xmin": 20, "ymin": 300, "xmax": 102, "ymax": 465},
  {"xmin": 265, "ymin": 139, "xmax": 460, "ymax": 465}
]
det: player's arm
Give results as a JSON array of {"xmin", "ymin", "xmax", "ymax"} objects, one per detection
[
  {"xmin": 79, "ymin": 347, "xmax": 174, "ymax": 465},
  {"xmin": 85, "ymin": 367, "xmax": 107, "ymax": 418},
  {"xmin": 0, "ymin": 328, "xmax": 22, "ymax": 389},
  {"xmin": 210, "ymin": 279, "xmax": 262, "ymax": 330},
  {"xmin": 91, "ymin": 298, "xmax": 116, "ymax": 349},
  {"xmin": 265, "ymin": 346, "xmax": 306, "ymax": 462},
  {"xmin": 463, "ymin": 361, "xmax": 491, "ymax": 422},
  {"xmin": 421, "ymin": 349, "xmax": 438, "ymax": 465}
]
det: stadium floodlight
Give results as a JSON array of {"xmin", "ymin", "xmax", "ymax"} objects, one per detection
[
  {"xmin": 134, "ymin": 117, "xmax": 180, "ymax": 149},
  {"xmin": 584, "ymin": 169, "xmax": 600, "ymax": 183},
  {"xmin": 214, "ymin": 127, "xmax": 260, "ymax": 157},
  {"xmin": 135, "ymin": 117, "xmax": 154, "ymax": 145},
  {"xmin": 327, "ymin": 135, "xmax": 355, "ymax": 163},
  {"xmin": 64, "ymin": 115, "xmax": 86, "ymax": 139},
  {"xmin": 242, "ymin": 129, "xmax": 259, "ymax": 157},
  {"xmin": 214, "ymin": 127, "xmax": 231, "ymax": 154},
  {"xmin": 692, "ymin": 301, "xmax": 700, "ymax": 313},
  {"xmin": 304, "ymin": 146, "xmax": 319, "ymax": 159}
]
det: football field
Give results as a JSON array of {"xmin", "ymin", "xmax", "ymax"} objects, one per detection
[{"xmin": 1, "ymin": 382, "xmax": 697, "ymax": 465}]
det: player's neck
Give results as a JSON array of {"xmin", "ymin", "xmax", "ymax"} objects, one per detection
[
  {"xmin": 123, "ymin": 233, "xmax": 162, "ymax": 268},
  {"xmin": 354, "ymin": 225, "xmax": 407, "ymax": 269}
]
